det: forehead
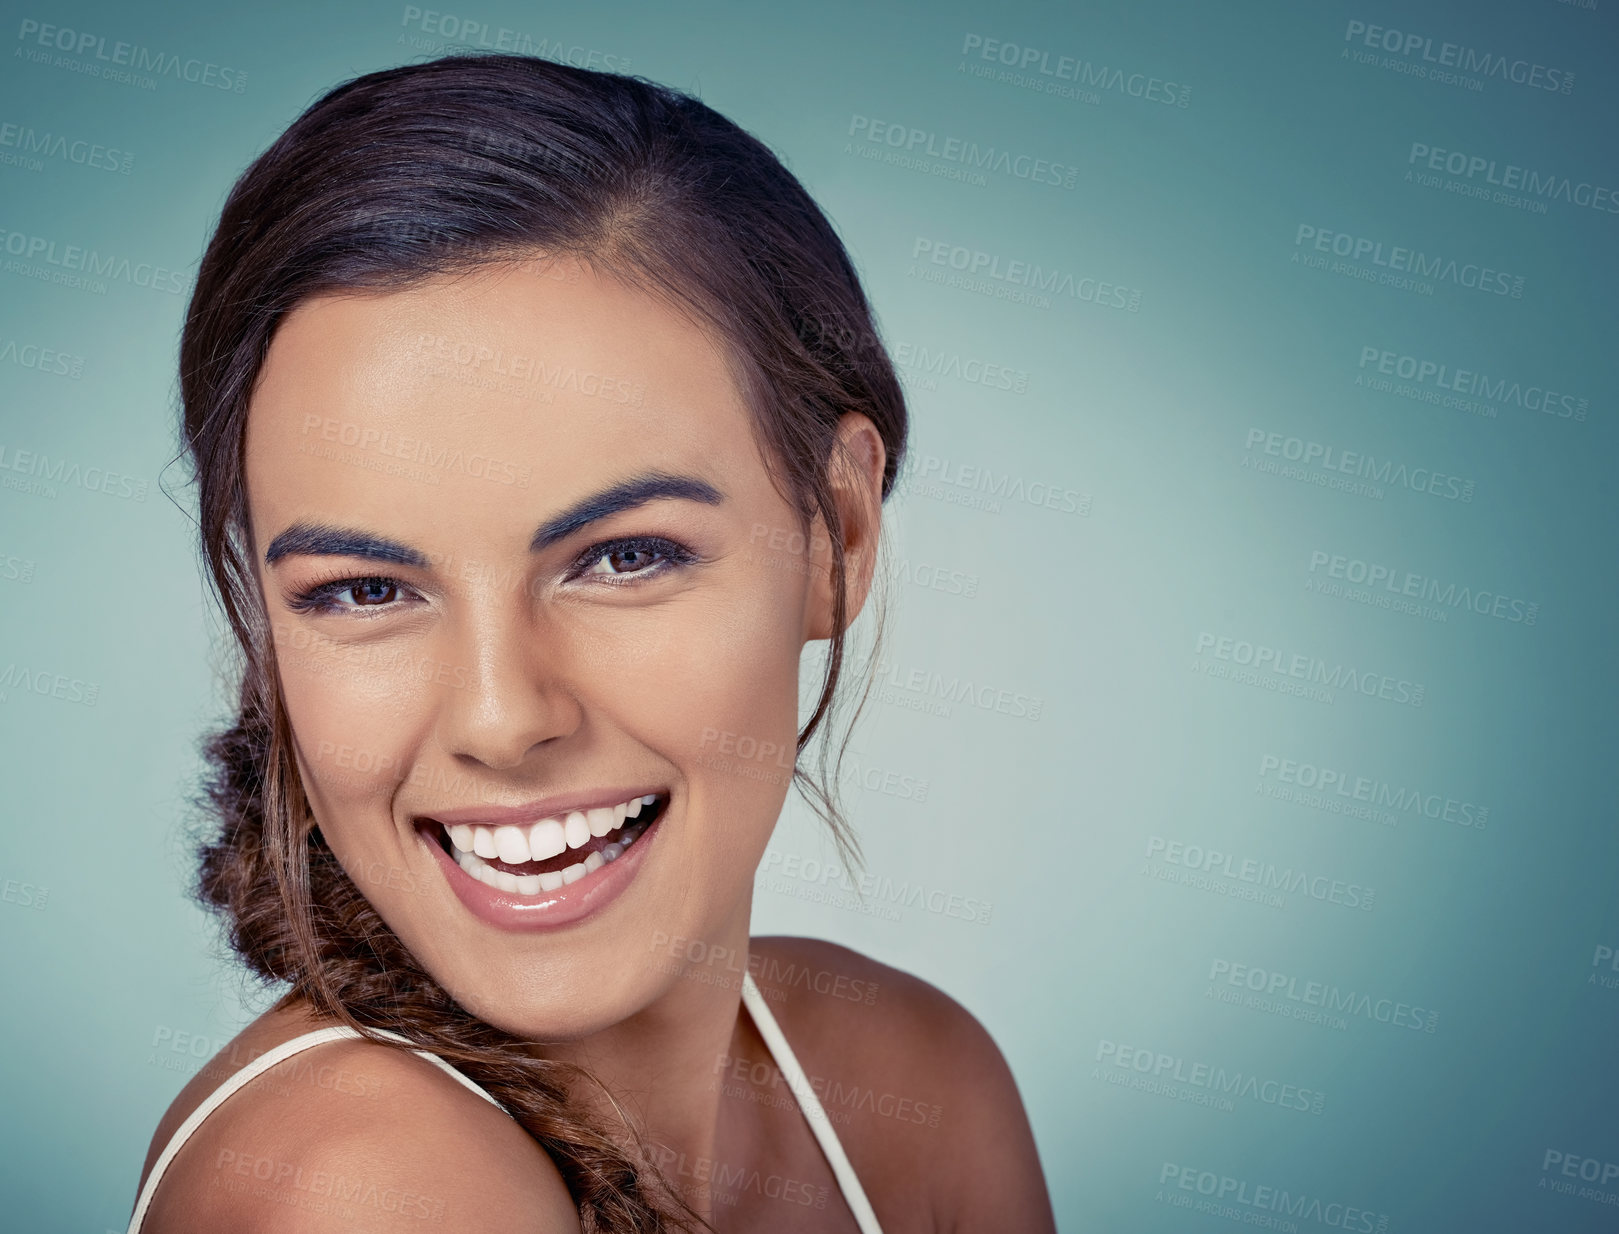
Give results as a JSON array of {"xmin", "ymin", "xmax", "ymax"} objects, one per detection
[{"xmin": 243, "ymin": 258, "xmax": 759, "ymax": 551}]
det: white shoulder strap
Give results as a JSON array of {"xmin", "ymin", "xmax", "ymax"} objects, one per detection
[
  {"xmin": 132, "ymin": 988, "xmax": 886, "ymax": 1233},
  {"xmin": 125, "ymin": 1024, "xmax": 504, "ymax": 1233},
  {"xmin": 740, "ymin": 971, "xmax": 886, "ymax": 1234}
]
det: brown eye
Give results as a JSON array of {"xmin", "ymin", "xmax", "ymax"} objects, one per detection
[
  {"xmin": 571, "ymin": 537, "xmax": 697, "ymax": 584},
  {"xmin": 605, "ymin": 547, "xmax": 658, "ymax": 573},
  {"xmin": 348, "ymin": 579, "xmax": 398, "ymax": 605},
  {"xmin": 584, "ymin": 543, "xmax": 667, "ymax": 576},
  {"xmin": 287, "ymin": 575, "xmax": 420, "ymax": 616}
]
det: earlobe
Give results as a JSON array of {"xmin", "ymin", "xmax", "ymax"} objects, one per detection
[{"xmin": 801, "ymin": 413, "xmax": 887, "ymax": 643}]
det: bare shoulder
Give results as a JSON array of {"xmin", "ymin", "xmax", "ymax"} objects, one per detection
[
  {"xmin": 748, "ymin": 936, "xmax": 1056, "ymax": 1232},
  {"xmin": 135, "ymin": 1008, "xmax": 580, "ymax": 1233},
  {"xmin": 749, "ymin": 935, "xmax": 992, "ymax": 1073}
]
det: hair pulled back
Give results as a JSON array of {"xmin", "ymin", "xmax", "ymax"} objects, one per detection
[{"xmin": 181, "ymin": 52, "xmax": 907, "ymax": 1232}]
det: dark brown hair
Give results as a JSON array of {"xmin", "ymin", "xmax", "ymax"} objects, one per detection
[{"xmin": 180, "ymin": 52, "xmax": 907, "ymax": 1232}]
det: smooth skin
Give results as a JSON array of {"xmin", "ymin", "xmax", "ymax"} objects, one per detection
[{"xmin": 135, "ymin": 257, "xmax": 1056, "ymax": 1232}]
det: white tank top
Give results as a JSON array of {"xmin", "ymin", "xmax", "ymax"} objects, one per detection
[{"xmin": 125, "ymin": 971, "xmax": 884, "ymax": 1232}]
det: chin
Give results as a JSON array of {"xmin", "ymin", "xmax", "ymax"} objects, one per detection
[{"xmin": 357, "ymin": 790, "xmax": 749, "ymax": 1036}]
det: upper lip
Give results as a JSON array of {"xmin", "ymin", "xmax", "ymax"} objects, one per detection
[{"xmin": 417, "ymin": 788, "xmax": 667, "ymax": 828}]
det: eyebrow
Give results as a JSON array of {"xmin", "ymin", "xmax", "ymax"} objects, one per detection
[
  {"xmin": 530, "ymin": 471, "xmax": 723, "ymax": 551},
  {"xmin": 263, "ymin": 470, "xmax": 725, "ymax": 566}
]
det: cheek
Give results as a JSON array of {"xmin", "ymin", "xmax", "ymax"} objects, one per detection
[
  {"xmin": 564, "ymin": 590, "xmax": 803, "ymax": 762},
  {"xmin": 276, "ymin": 634, "xmax": 433, "ymax": 827},
  {"xmin": 642, "ymin": 582, "xmax": 806, "ymax": 830}
]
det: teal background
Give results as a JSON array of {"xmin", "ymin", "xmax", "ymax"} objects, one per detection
[{"xmin": 1, "ymin": 1, "xmax": 1615, "ymax": 1230}]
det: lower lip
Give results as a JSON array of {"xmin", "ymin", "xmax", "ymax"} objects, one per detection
[{"xmin": 419, "ymin": 808, "xmax": 665, "ymax": 931}]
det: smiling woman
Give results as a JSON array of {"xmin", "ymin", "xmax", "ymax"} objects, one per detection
[{"xmin": 125, "ymin": 53, "xmax": 1055, "ymax": 1234}]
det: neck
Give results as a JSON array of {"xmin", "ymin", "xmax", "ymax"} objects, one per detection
[{"xmin": 529, "ymin": 899, "xmax": 762, "ymax": 1217}]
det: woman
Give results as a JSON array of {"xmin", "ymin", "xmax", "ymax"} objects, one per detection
[{"xmin": 128, "ymin": 53, "xmax": 1055, "ymax": 1232}]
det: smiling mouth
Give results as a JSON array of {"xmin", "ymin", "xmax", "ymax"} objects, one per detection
[{"xmin": 424, "ymin": 793, "xmax": 668, "ymax": 896}]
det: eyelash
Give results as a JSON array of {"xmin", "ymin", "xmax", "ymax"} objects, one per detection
[{"xmin": 285, "ymin": 536, "xmax": 700, "ymax": 616}]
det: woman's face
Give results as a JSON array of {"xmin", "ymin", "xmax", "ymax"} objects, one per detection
[{"xmin": 243, "ymin": 256, "xmax": 878, "ymax": 1039}]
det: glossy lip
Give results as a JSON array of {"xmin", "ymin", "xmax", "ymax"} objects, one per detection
[
  {"xmin": 418, "ymin": 796, "xmax": 668, "ymax": 931},
  {"xmin": 418, "ymin": 787, "xmax": 666, "ymax": 828}
]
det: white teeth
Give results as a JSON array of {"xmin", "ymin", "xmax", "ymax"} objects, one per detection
[
  {"xmin": 494, "ymin": 825, "xmax": 530, "ymax": 865},
  {"xmin": 528, "ymin": 819, "xmax": 566, "ymax": 861},
  {"xmin": 455, "ymin": 844, "xmax": 607, "ymax": 896},
  {"xmin": 439, "ymin": 794, "xmax": 662, "ymax": 896},
  {"xmin": 563, "ymin": 811, "xmax": 591, "ymax": 849}
]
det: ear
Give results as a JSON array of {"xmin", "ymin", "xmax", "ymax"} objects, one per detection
[{"xmin": 803, "ymin": 413, "xmax": 887, "ymax": 642}]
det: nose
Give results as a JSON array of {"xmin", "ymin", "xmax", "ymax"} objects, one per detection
[{"xmin": 434, "ymin": 607, "xmax": 582, "ymax": 772}]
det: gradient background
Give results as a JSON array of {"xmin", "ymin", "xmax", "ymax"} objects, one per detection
[{"xmin": 2, "ymin": 1, "xmax": 1615, "ymax": 1231}]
